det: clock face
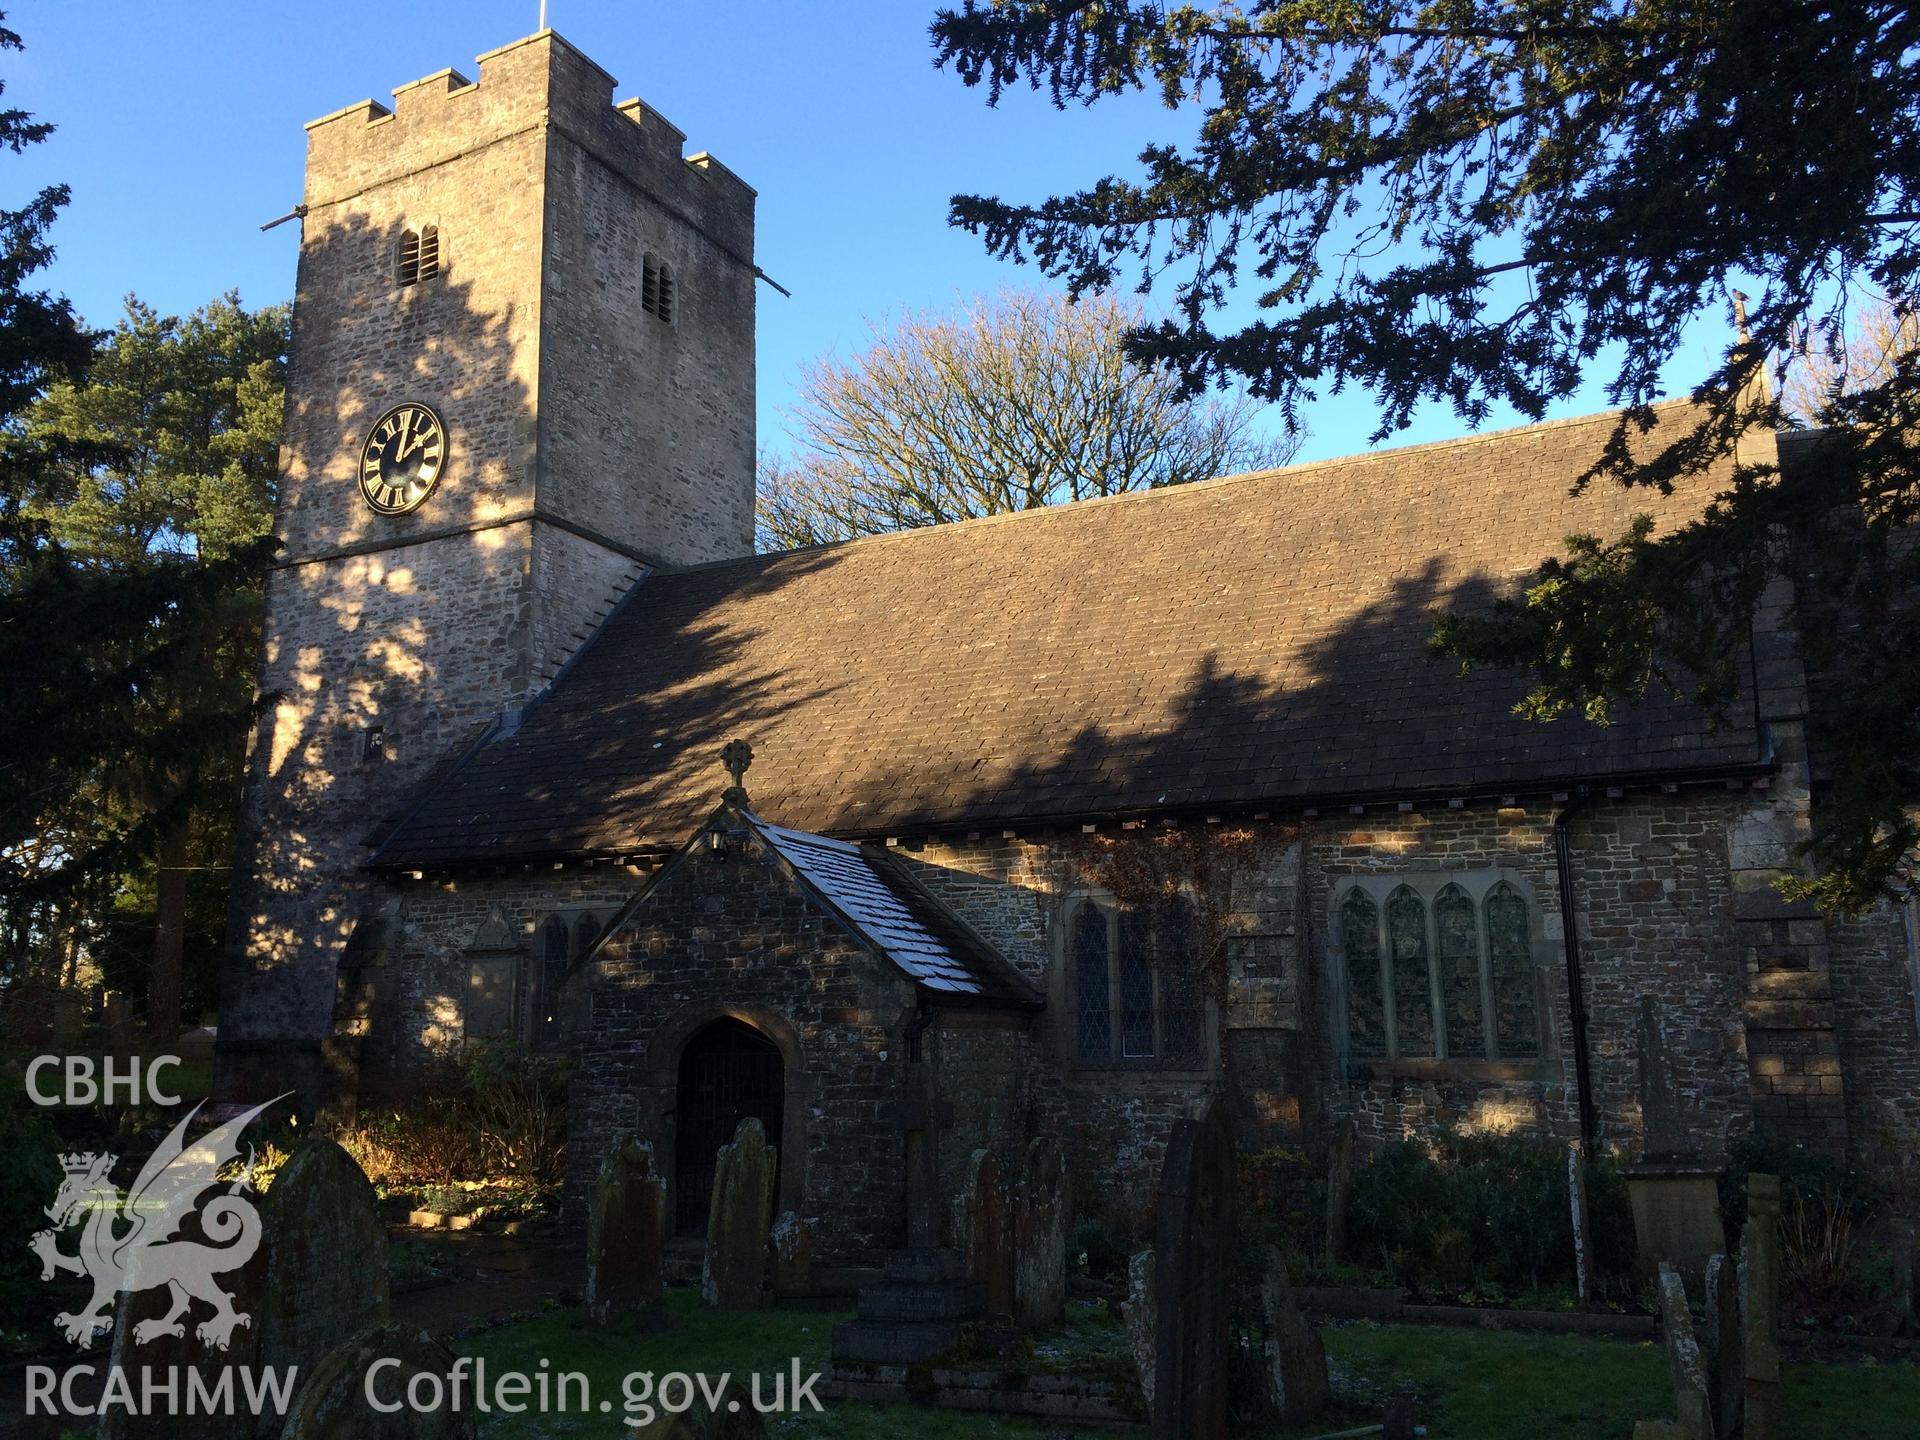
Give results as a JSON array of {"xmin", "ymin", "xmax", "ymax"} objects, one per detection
[{"xmin": 358, "ymin": 402, "xmax": 447, "ymax": 515}]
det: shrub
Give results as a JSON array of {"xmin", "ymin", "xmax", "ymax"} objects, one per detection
[
  {"xmin": 463, "ymin": 1041, "xmax": 567, "ymax": 1185},
  {"xmin": 1343, "ymin": 1128, "xmax": 1635, "ymax": 1300},
  {"xmin": 0, "ymin": 1098, "xmax": 64, "ymax": 1335},
  {"xmin": 1072, "ymin": 1216, "xmax": 1129, "ymax": 1282}
]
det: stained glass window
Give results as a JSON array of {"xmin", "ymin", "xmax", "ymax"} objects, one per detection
[
  {"xmin": 1486, "ymin": 883, "xmax": 1539, "ymax": 1058},
  {"xmin": 1342, "ymin": 888, "xmax": 1386, "ymax": 1058},
  {"xmin": 1387, "ymin": 888, "xmax": 1435, "ymax": 1057},
  {"xmin": 1073, "ymin": 904, "xmax": 1112, "ymax": 1061},
  {"xmin": 1435, "ymin": 885, "xmax": 1484, "ymax": 1058}
]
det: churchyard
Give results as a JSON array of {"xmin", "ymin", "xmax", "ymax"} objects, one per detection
[{"xmin": 7, "ymin": 1054, "xmax": 1918, "ymax": 1439}]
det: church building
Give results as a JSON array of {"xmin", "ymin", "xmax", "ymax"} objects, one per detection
[{"xmin": 217, "ymin": 31, "xmax": 1920, "ymax": 1274}]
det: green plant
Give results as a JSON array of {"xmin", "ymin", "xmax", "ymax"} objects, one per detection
[
  {"xmin": 0, "ymin": 1098, "xmax": 64, "ymax": 1334},
  {"xmin": 1071, "ymin": 1216, "xmax": 1128, "ymax": 1282},
  {"xmin": 463, "ymin": 1040, "xmax": 568, "ymax": 1185}
]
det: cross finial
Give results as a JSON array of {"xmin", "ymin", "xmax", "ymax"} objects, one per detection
[{"xmin": 720, "ymin": 738, "xmax": 754, "ymax": 806}]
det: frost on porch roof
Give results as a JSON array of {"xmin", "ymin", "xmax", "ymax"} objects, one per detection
[{"xmin": 752, "ymin": 814, "xmax": 1040, "ymax": 1008}]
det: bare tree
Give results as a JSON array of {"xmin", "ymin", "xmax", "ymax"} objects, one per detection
[
  {"xmin": 1783, "ymin": 298, "xmax": 1920, "ymax": 425},
  {"xmin": 756, "ymin": 289, "xmax": 1298, "ymax": 550}
]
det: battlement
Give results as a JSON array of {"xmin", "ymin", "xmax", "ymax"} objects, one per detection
[{"xmin": 301, "ymin": 30, "xmax": 753, "ymax": 216}]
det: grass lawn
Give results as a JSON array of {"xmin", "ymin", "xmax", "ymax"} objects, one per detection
[{"xmin": 453, "ymin": 1290, "xmax": 1920, "ymax": 1439}]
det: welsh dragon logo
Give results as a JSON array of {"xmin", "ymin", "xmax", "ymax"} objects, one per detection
[{"xmin": 30, "ymin": 1096, "xmax": 286, "ymax": 1350}]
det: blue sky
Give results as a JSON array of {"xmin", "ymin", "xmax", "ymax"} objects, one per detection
[{"xmin": 8, "ymin": 0, "xmax": 1737, "ymax": 465}]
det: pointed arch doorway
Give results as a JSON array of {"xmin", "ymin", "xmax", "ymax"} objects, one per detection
[{"xmin": 674, "ymin": 1017, "xmax": 785, "ymax": 1234}]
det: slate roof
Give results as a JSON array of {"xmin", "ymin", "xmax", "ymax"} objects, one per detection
[
  {"xmin": 375, "ymin": 402, "xmax": 1771, "ymax": 869},
  {"xmin": 750, "ymin": 812, "xmax": 1042, "ymax": 1007}
]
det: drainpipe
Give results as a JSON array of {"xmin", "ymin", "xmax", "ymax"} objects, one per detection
[{"xmin": 1553, "ymin": 792, "xmax": 1600, "ymax": 1148}]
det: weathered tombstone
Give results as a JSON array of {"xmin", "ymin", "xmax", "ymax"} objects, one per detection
[
  {"xmin": 103, "ymin": 990, "xmax": 135, "ymax": 1052},
  {"xmin": 1324, "ymin": 1117, "xmax": 1357, "ymax": 1267},
  {"xmin": 101, "ymin": 1282, "xmax": 263, "ymax": 1440},
  {"xmin": 1742, "ymin": 1173, "xmax": 1782, "ymax": 1440},
  {"xmin": 50, "ymin": 988, "xmax": 83, "ymax": 1046},
  {"xmin": 1382, "ymin": 1396, "xmax": 1418, "ymax": 1440},
  {"xmin": 1152, "ymin": 1100, "xmax": 1234, "ymax": 1440},
  {"xmin": 1893, "ymin": 1217, "xmax": 1917, "ymax": 1335},
  {"xmin": 1655, "ymin": 1263, "xmax": 1713, "ymax": 1440},
  {"xmin": 1257, "ymin": 1247, "xmax": 1330, "ymax": 1424},
  {"xmin": 770, "ymin": 1211, "xmax": 814, "ymax": 1296},
  {"xmin": 585, "ymin": 1136, "xmax": 667, "ymax": 1326},
  {"xmin": 253, "ymin": 1137, "xmax": 391, "ymax": 1406},
  {"xmin": 958, "ymin": 1149, "xmax": 1014, "ymax": 1319},
  {"xmin": 1124, "ymin": 1249, "xmax": 1156, "ymax": 1413},
  {"xmin": 1568, "ymin": 1139, "xmax": 1595, "ymax": 1306},
  {"xmin": 1704, "ymin": 1251, "xmax": 1743, "ymax": 1440},
  {"xmin": 277, "ymin": 1322, "xmax": 475, "ymax": 1439},
  {"xmin": 1626, "ymin": 999, "xmax": 1723, "ymax": 1290},
  {"xmin": 701, "ymin": 1117, "xmax": 776, "ymax": 1310},
  {"xmin": 1013, "ymin": 1135, "xmax": 1066, "ymax": 1328}
]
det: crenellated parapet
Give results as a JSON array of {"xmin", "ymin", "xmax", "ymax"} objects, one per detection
[{"xmin": 301, "ymin": 30, "xmax": 752, "ymax": 246}]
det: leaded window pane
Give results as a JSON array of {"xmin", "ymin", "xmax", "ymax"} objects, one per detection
[
  {"xmin": 1487, "ymin": 884, "xmax": 1539, "ymax": 1057},
  {"xmin": 1388, "ymin": 888, "xmax": 1435, "ymax": 1057},
  {"xmin": 1119, "ymin": 909, "xmax": 1156, "ymax": 1058},
  {"xmin": 535, "ymin": 915, "xmax": 568, "ymax": 1049},
  {"xmin": 1435, "ymin": 885, "xmax": 1484, "ymax": 1057},
  {"xmin": 1157, "ymin": 898, "xmax": 1203, "ymax": 1065},
  {"xmin": 1073, "ymin": 905, "xmax": 1112, "ymax": 1061},
  {"xmin": 1341, "ymin": 888, "xmax": 1386, "ymax": 1058}
]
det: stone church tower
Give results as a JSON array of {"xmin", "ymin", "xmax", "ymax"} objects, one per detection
[{"xmin": 218, "ymin": 32, "xmax": 756, "ymax": 1101}]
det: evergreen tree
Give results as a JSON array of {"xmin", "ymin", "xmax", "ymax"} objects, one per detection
[{"xmin": 933, "ymin": 1, "xmax": 1920, "ymax": 911}]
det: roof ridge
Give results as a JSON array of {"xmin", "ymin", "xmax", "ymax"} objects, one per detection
[{"xmin": 667, "ymin": 397, "xmax": 1710, "ymax": 577}]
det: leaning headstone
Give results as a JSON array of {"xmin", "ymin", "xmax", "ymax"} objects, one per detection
[
  {"xmin": 1124, "ymin": 1249, "xmax": 1156, "ymax": 1412},
  {"xmin": 1742, "ymin": 1174, "xmax": 1782, "ymax": 1440},
  {"xmin": 1258, "ymin": 1247, "xmax": 1330, "ymax": 1424},
  {"xmin": 1704, "ymin": 1252, "xmax": 1743, "ymax": 1440},
  {"xmin": 1656, "ymin": 1263, "xmax": 1713, "ymax": 1440},
  {"xmin": 253, "ymin": 1138, "xmax": 391, "ymax": 1398},
  {"xmin": 1324, "ymin": 1117, "xmax": 1357, "ymax": 1267},
  {"xmin": 1568, "ymin": 1139, "xmax": 1595, "ymax": 1306},
  {"xmin": 277, "ymin": 1322, "xmax": 475, "ymax": 1439},
  {"xmin": 1152, "ymin": 1100, "xmax": 1234, "ymax": 1440},
  {"xmin": 701, "ymin": 1117, "xmax": 776, "ymax": 1310},
  {"xmin": 1013, "ymin": 1135, "xmax": 1066, "ymax": 1328},
  {"xmin": 958, "ymin": 1149, "xmax": 1014, "ymax": 1319},
  {"xmin": 585, "ymin": 1136, "xmax": 667, "ymax": 1326},
  {"xmin": 770, "ymin": 1211, "xmax": 814, "ymax": 1296},
  {"xmin": 1626, "ymin": 999, "xmax": 1722, "ymax": 1289}
]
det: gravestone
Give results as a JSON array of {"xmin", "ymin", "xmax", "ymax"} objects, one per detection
[
  {"xmin": 958, "ymin": 1149, "xmax": 1014, "ymax": 1319},
  {"xmin": 1324, "ymin": 1117, "xmax": 1357, "ymax": 1267},
  {"xmin": 1568, "ymin": 1139, "xmax": 1595, "ymax": 1306},
  {"xmin": 102, "ymin": 1276, "xmax": 264, "ymax": 1440},
  {"xmin": 1626, "ymin": 999, "xmax": 1722, "ymax": 1289},
  {"xmin": 1655, "ymin": 1263, "xmax": 1713, "ymax": 1440},
  {"xmin": 830, "ymin": 1100, "xmax": 996, "ymax": 1365},
  {"xmin": 1703, "ymin": 1252, "xmax": 1743, "ymax": 1440},
  {"xmin": 1124, "ymin": 1249, "xmax": 1156, "ymax": 1413},
  {"xmin": 1893, "ymin": 1218, "xmax": 1917, "ymax": 1335},
  {"xmin": 277, "ymin": 1323, "xmax": 474, "ymax": 1439},
  {"xmin": 1742, "ymin": 1173, "xmax": 1782, "ymax": 1440},
  {"xmin": 253, "ymin": 1137, "xmax": 391, "ymax": 1406},
  {"xmin": 701, "ymin": 1118, "xmax": 777, "ymax": 1310},
  {"xmin": 1014, "ymin": 1136, "xmax": 1066, "ymax": 1327},
  {"xmin": 1152, "ymin": 1099, "xmax": 1234, "ymax": 1440},
  {"xmin": 652, "ymin": 1404, "xmax": 768, "ymax": 1439},
  {"xmin": 103, "ymin": 991, "xmax": 135, "ymax": 1051},
  {"xmin": 1257, "ymin": 1247, "xmax": 1330, "ymax": 1425},
  {"xmin": 770, "ymin": 1211, "xmax": 814, "ymax": 1296},
  {"xmin": 585, "ymin": 1136, "xmax": 667, "ymax": 1326}
]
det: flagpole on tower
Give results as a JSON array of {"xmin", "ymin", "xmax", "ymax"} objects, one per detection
[{"xmin": 539, "ymin": 1, "xmax": 548, "ymax": 29}]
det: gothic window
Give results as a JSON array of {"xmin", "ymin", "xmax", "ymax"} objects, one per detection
[
  {"xmin": 1486, "ymin": 882, "xmax": 1540, "ymax": 1057},
  {"xmin": 1340, "ymin": 888, "xmax": 1386, "ymax": 1057},
  {"xmin": 1067, "ymin": 895, "xmax": 1204, "ymax": 1068},
  {"xmin": 643, "ymin": 253, "xmax": 676, "ymax": 323},
  {"xmin": 397, "ymin": 226, "xmax": 441, "ymax": 287},
  {"xmin": 1336, "ymin": 873, "xmax": 1542, "ymax": 1063},
  {"xmin": 517, "ymin": 908, "xmax": 612, "ymax": 1051}
]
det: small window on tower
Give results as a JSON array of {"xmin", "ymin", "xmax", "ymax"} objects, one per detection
[
  {"xmin": 397, "ymin": 229, "xmax": 421, "ymax": 286},
  {"xmin": 642, "ymin": 253, "xmax": 675, "ymax": 324},
  {"xmin": 397, "ymin": 226, "xmax": 441, "ymax": 288},
  {"xmin": 417, "ymin": 225, "xmax": 440, "ymax": 281}
]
